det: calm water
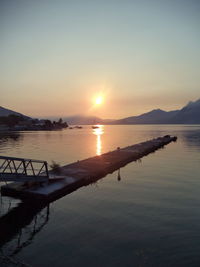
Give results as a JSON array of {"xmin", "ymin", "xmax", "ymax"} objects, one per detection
[{"xmin": 0, "ymin": 125, "xmax": 200, "ymax": 267}]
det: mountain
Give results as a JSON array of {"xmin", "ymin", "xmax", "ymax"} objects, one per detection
[
  {"xmin": 45, "ymin": 115, "xmax": 114, "ymax": 125},
  {"xmin": 62, "ymin": 115, "xmax": 102, "ymax": 125},
  {"xmin": 112, "ymin": 109, "xmax": 179, "ymax": 124},
  {"xmin": 0, "ymin": 106, "xmax": 30, "ymax": 119},
  {"xmin": 1, "ymin": 98, "xmax": 200, "ymax": 125},
  {"xmin": 111, "ymin": 98, "xmax": 200, "ymax": 124},
  {"xmin": 170, "ymin": 99, "xmax": 200, "ymax": 124}
]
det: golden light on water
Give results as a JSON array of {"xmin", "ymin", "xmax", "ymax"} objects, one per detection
[{"xmin": 93, "ymin": 125, "xmax": 104, "ymax": 156}]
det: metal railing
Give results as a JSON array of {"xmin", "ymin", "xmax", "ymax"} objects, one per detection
[{"xmin": 0, "ymin": 156, "xmax": 49, "ymax": 182}]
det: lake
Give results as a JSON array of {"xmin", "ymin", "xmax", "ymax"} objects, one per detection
[{"xmin": 0, "ymin": 125, "xmax": 200, "ymax": 267}]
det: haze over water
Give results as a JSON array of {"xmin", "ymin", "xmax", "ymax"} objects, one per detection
[{"xmin": 0, "ymin": 125, "xmax": 200, "ymax": 266}]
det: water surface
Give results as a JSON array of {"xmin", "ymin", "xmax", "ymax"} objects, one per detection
[{"xmin": 0, "ymin": 125, "xmax": 200, "ymax": 267}]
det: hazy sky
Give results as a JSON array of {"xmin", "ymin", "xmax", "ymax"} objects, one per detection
[{"xmin": 1, "ymin": 0, "xmax": 200, "ymax": 118}]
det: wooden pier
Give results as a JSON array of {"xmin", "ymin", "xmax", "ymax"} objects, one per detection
[{"xmin": 1, "ymin": 135, "xmax": 177, "ymax": 202}]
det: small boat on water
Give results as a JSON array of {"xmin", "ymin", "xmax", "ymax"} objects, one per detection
[
  {"xmin": 92, "ymin": 125, "xmax": 99, "ymax": 129},
  {"xmin": 69, "ymin": 126, "xmax": 83, "ymax": 129}
]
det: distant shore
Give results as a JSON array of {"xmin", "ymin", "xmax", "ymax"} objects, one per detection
[{"xmin": 0, "ymin": 115, "xmax": 68, "ymax": 132}]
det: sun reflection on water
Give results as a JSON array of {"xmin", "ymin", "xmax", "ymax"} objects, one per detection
[{"xmin": 93, "ymin": 125, "xmax": 104, "ymax": 156}]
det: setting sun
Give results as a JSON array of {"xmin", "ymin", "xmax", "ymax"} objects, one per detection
[{"xmin": 95, "ymin": 96, "xmax": 103, "ymax": 105}]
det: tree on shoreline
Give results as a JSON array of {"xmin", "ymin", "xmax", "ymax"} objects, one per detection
[
  {"xmin": 0, "ymin": 114, "xmax": 25, "ymax": 127},
  {"xmin": 0, "ymin": 115, "xmax": 68, "ymax": 130}
]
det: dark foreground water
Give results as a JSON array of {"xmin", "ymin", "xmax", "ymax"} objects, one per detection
[{"xmin": 0, "ymin": 125, "xmax": 200, "ymax": 267}]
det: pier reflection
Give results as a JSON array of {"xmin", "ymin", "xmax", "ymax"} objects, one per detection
[
  {"xmin": 117, "ymin": 169, "xmax": 121, "ymax": 181},
  {"xmin": 0, "ymin": 198, "xmax": 50, "ymax": 258},
  {"xmin": 93, "ymin": 125, "xmax": 104, "ymax": 156}
]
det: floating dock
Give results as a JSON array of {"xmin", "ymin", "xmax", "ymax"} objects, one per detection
[{"xmin": 1, "ymin": 135, "xmax": 177, "ymax": 202}]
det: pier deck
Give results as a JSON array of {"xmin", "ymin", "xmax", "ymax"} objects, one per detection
[{"xmin": 1, "ymin": 135, "xmax": 177, "ymax": 202}]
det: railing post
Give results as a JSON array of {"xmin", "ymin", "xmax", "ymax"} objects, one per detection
[
  {"xmin": 2, "ymin": 160, "xmax": 11, "ymax": 173},
  {"xmin": 22, "ymin": 160, "xmax": 27, "ymax": 175},
  {"xmin": 12, "ymin": 160, "xmax": 17, "ymax": 174},
  {"xmin": 30, "ymin": 161, "xmax": 35, "ymax": 176},
  {"xmin": 44, "ymin": 162, "xmax": 49, "ymax": 180},
  {"xmin": 0, "ymin": 159, "xmax": 7, "ymax": 170}
]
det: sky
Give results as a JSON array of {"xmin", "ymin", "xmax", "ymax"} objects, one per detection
[{"xmin": 0, "ymin": 0, "xmax": 200, "ymax": 119}]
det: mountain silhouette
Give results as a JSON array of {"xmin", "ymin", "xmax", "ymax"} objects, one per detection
[
  {"xmin": 110, "ymin": 98, "xmax": 200, "ymax": 124},
  {"xmin": 62, "ymin": 115, "xmax": 102, "ymax": 125},
  {"xmin": 1, "ymin": 98, "xmax": 199, "ymax": 125},
  {"xmin": 169, "ymin": 99, "xmax": 200, "ymax": 124},
  {"xmin": 0, "ymin": 106, "xmax": 30, "ymax": 119}
]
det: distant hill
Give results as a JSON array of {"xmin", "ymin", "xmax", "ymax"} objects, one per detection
[
  {"xmin": 62, "ymin": 115, "xmax": 102, "ymax": 125},
  {"xmin": 112, "ymin": 109, "xmax": 179, "ymax": 124},
  {"xmin": 1, "ymin": 98, "xmax": 200, "ymax": 125},
  {"xmin": 0, "ymin": 106, "xmax": 30, "ymax": 119},
  {"xmin": 45, "ymin": 115, "xmax": 103, "ymax": 125},
  {"xmin": 111, "ymin": 98, "xmax": 200, "ymax": 124},
  {"xmin": 169, "ymin": 99, "xmax": 200, "ymax": 124}
]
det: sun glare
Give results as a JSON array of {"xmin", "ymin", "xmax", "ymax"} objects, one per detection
[{"xmin": 95, "ymin": 96, "xmax": 103, "ymax": 105}]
